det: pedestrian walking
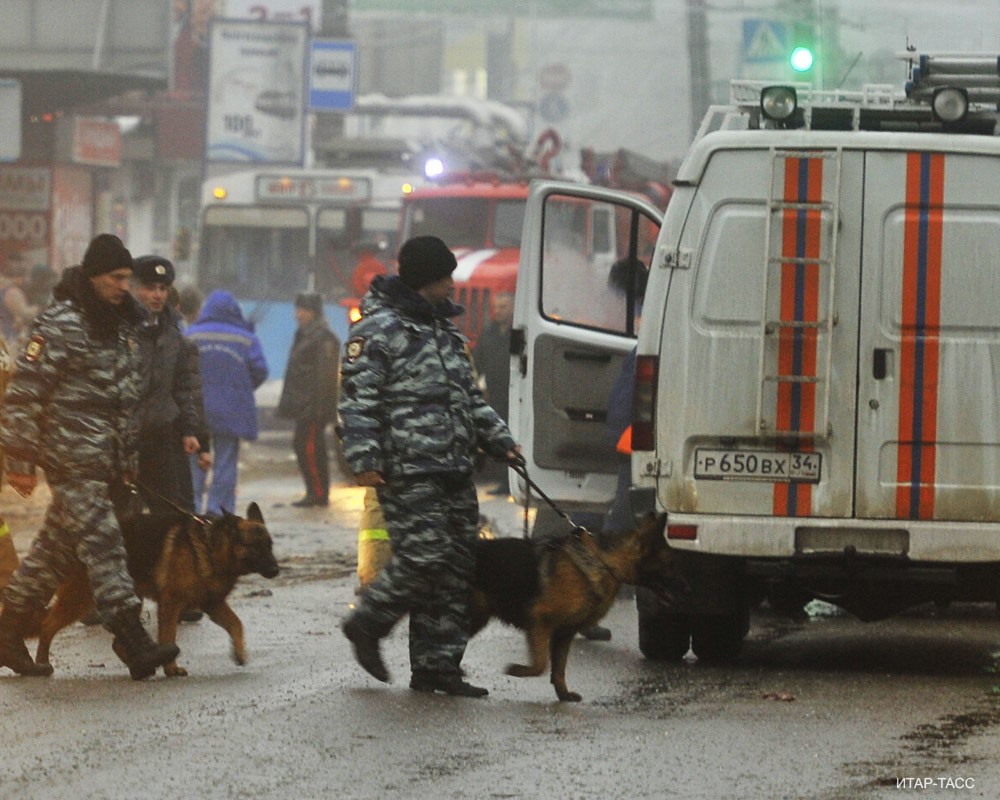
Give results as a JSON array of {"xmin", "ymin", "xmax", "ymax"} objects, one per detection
[
  {"xmin": 472, "ymin": 290, "xmax": 514, "ymax": 495},
  {"xmin": 132, "ymin": 255, "xmax": 203, "ymax": 514},
  {"xmin": 0, "ymin": 252, "xmax": 39, "ymax": 348},
  {"xmin": 186, "ymin": 290, "xmax": 268, "ymax": 516},
  {"xmin": 339, "ymin": 235, "xmax": 521, "ymax": 698},
  {"xmin": 0, "ymin": 332, "xmax": 19, "ymax": 597},
  {"xmin": 0, "ymin": 233, "xmax": 179, "ymax": 679},
  {"xmin": 277, "ymin": 292, "xmax": 340, "ymax": 507},
  {"xmin": 176, "ymin": 282, "xmax": 203, "ymax": 330}
]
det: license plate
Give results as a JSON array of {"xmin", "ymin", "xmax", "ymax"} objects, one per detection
[{"xmin": 694, "ymin": 448, "xmax": 822, "ymax": 483}]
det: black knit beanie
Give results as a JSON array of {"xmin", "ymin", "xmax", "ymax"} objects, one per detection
[
  {"xmin": 397, "ymin": 236, "xmax": 457, "ymax": 290},
  {"xmin": 81, "ymin": 234, "xmax": 133, "ymax": 278}
]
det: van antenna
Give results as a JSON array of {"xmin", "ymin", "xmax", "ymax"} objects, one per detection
[{"xmin": 836, "ymin": 51, "xmax": 864, "ymax": 89}]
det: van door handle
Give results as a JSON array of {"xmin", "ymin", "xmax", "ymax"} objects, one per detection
[{"xmin": 873, "ymin": 348, "xmax": 890, "ymax": 380}]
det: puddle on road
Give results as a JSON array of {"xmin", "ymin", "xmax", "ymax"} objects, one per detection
[{"xmin": 269, "ymin": 551, "xmax": 356, "ymax": 585}]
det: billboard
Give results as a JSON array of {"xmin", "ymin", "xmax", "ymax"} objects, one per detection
[
  {"xmin": 0, "ymin": 80, "xmax": 21, "ymax": 163},
  {"xmin": 205, "ymin": 18, "xmax": 308, "ymax": 164}
]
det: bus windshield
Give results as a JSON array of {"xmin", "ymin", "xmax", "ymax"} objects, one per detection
[{"xmin": 199, "ymin": 206, "xmax": 310, "ymax": 300}]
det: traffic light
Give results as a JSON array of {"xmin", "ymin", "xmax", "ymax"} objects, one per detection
[{"xmin": 789, "ymin": 22, "xmax": 816, "ymax": 73}]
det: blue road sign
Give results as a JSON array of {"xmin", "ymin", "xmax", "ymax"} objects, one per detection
[
  {"xmin": 309, "ymin": 39, "xmax": 357, "ymax": 111},
  {"xmin": 742, "ymin": 19, "xmax": 788, "ymax": 64}
]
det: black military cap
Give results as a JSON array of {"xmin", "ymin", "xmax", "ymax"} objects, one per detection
[{"xmin": 133, "ymin": 255, "xmax": 175, "ymax": 286}]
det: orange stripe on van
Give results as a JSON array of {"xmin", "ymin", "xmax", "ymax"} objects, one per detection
[
  {"xmin": 895, "ymin": 152, "xmax": 944, "ymax": 520},
  {"xmin": 773, "ymin": 155, "xmax": 823, "ymax": 517}
]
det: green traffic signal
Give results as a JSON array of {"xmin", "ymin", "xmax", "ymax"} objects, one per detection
[{"xmin": 790, "ymin": 45, "xmax": 814, "ymax": 72}]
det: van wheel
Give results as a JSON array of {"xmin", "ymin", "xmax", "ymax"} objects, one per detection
[
  {"xmin": 690, "ymin": 608, "xmax": 750, "ymax": 663},
  {"xmin": 636, "ymin": 594, "xmax": 690, "ymax": 662}
]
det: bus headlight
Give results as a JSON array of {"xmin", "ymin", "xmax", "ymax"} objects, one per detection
[{"xmin": 760, "ymin": 86, "xmax": 798, "ymax": 122}]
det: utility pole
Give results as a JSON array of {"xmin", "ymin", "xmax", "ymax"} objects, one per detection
[{"xmin": 687, "ymin": 0, "xmax": 711, "ymax": 141}]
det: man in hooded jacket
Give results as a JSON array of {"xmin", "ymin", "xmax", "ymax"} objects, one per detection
[{"xmin": 186, "ymin": 290, "xmax": 268, "ymax": 516}]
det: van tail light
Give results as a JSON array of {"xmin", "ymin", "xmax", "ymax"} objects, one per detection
[
  {"xmin": 632, "ymin": 354, "xmax": 658, "ymax": 451},
  {"xmin": 667, "ymin": 524, "xmax": 697, "ymax": 541}
]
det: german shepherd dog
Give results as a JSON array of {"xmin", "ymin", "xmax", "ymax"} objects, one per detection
[
  {"xmin": 34, "ymin": 503, "xmax": 280, "ymax": 677},
  {"xmin": 468, "ymin": 512, "xmax": 685, "ymax": 702}
]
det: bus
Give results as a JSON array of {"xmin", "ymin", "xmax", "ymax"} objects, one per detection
[{"xmin": 196, "ymin": 166, "xmax": 419, "ymax": 385}]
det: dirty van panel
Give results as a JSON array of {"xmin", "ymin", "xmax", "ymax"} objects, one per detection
[
  {"xmin": 531, "ymin": 335, "xmax": 621, "ymax": 473},
  {"xmin": 509, "ymin": 181, "xmax": 662, "ymax": 508},
  {"xmin": 664, "ymin": 149, "xmax": 863, "ymax": 519},
  {"xmin": 856, "ymin": 151, "xmax": 1000, "ymax": 522}
]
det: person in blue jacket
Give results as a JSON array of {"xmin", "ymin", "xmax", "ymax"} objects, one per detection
[{"xmin": 186, "ymin": 290, "xmax": 268, "ymax": 515}]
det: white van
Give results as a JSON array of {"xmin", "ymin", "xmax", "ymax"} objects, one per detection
[{"xmin": 510, "ymin": 55, "xmax": 1000, "ymax": 662}]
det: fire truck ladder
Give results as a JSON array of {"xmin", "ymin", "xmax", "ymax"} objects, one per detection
[{"xmin": 755, "ymin": 147, "xmax": 842, "ymax": 439}]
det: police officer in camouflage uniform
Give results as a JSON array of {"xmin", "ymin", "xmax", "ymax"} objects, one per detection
[
  {"xmin": 0, "ymin": 234, "xmax": 179, "ymax": 680},
  {"xmin": 339, "ymin": 235, "xmax": 520, "ymax": 698}
]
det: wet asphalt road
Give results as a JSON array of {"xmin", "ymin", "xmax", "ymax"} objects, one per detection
[{"xmin": 4, "ymin": 436, "xmax": 1000, "ymax": 799}]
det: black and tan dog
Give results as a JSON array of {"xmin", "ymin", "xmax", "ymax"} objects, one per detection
[
  {"xmin": 469, "ymin": 511, "xmax": 685, "ymax": 702},
  {"xmin": 35, "ymin": 503, "xmax": 279, "ymax": 677}
]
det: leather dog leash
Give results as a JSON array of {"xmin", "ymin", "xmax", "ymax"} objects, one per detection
[{"xmin": 508, "ymin": 459, "xmax": 584, "ymax": 536}]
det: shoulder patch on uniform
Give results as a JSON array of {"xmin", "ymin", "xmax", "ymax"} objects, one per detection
[
  {"xmin": 24, "ymin": 334, "xmax": 46, "ymax": 362},
  {"xmin": 345, "ymin": 336, "xmax": 366, "ymax": 363}
]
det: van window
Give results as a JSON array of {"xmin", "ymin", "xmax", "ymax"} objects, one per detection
[{"xmin": 540, "ymin": 194, "xmax": 649, "ymax": 336}]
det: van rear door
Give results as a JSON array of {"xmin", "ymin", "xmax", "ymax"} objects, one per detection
[
  {"xmin": 856, "ymin": 150, "xmax": 1000, "ymax": 522},
  {"xmin": 509, "ymin": 180, "xmax": 662, "ymax": 507}
]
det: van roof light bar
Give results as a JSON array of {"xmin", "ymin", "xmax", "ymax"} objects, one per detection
[
  {"xmin": 905, "ymin": 52, "xmax": 1000, "ymax": 110},
  {"xmin": 717, "ymin": 52, "xmax": 1000, "ymax": 136}
]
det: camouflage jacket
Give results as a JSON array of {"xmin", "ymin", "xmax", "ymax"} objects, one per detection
[
  {"xmin": 339, "ymin": 274, "xmax": 515, "ymax": 479},
  {"xmin": 0, "ymin": 266, "xmax": 145, "ymax": 482}
]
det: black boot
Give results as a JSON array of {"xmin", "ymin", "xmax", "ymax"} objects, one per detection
[
  {"xmin": 341, "ymin": 615, "xmax": 389, "ymax": 683},
  {"xmin": 0, "ymin": 607, "xmax": 53, "ymax": 677},
  {"xmin": 107, "ymin": 606, "xmax": 179, "ymax": 681},
  {"xmin": 409, "ymin": 671, "xmax": 489, "ymax": 698}
]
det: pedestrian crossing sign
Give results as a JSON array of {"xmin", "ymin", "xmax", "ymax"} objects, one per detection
[{"xmin": 743, "ymin": 19, "xmax": 788, "ymax": 64}]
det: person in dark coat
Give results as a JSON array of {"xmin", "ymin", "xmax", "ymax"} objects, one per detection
[
  {"xmin": 277, "ymin": 292, "xmax": 341, "ymax": 507},
  {"xmin": 132, "ymin": 255, "xmax": 203, "ymax": 514},
  {"xmin": 472, "ymin": 290, "xmax": 514, "ymax": 495},
  {"xmin": 186, "ymin": 290, "xmax": 268, "ymax": 516}
]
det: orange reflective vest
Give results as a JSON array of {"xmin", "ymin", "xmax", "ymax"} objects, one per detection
[{"xmin": 616, "ymin": 425, "xmax": 632, "ymax": 455}]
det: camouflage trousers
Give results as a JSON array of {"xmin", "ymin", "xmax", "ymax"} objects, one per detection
[
  {"xmin": 349, "ymin": 473, "xmax": 479, "ymax": 675},
  {"xmin": 1, "ymin": 477, "xmax": 141, "ymax": 626}
]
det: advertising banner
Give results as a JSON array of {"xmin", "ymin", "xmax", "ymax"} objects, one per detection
[
  {"xmin": 0, "ymin": 80, "xmax": 21, "ymax": 163},
  {"xmin": 0, "ymin": 166, "xmax": 51, "ymax": 270},
  {"xmin": 205, "ymin": 18, "xmax": 308, "ymax": 164}
]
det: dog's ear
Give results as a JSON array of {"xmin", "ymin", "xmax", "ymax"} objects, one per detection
[{"xmin": 246, "ymin": 502, "xmax": 264, "ymax": 523}]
